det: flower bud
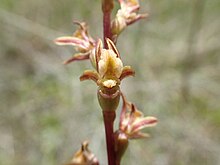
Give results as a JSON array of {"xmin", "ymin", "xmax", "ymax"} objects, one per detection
[
  {"xmin": 65, "ymin": 141, "xmax": 99, "ymax": 165},
  {"xmin": 111, "ymin": 16, "xmax": 127, "ymax": 37}
]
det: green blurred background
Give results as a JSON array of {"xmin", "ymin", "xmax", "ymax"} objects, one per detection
[{"xmin": 0, "ymin": 0, "xmax": 220, "ymax": 165}]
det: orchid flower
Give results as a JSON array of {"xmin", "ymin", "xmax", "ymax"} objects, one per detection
[
  {"xmin": 119, "ymin": 93, "xmax": 157, "ymax": 139},
  {"xmin": 112, "ymin": 0, "xmax": 148, "ymax": 41},
  {"xmin": 80, "ymin": 38, "xmax": 134, "ymax": 90},
  {"xmin": 55, "ymin": 22, "xmax": 96, "ymax": 65}
]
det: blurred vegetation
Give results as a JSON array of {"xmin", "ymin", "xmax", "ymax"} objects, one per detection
[{"xmin": 0, "ymin": 0, "xmax": 220, "ymax": 165}]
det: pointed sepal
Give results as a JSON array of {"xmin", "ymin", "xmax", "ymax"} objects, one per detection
[
  {"xmin": 80, "ymin": 70, "xmax": 99, "ymax": 83},
  {"xmin": 120, "ymin": 66, "xmax": 135, "ymax": 80}
]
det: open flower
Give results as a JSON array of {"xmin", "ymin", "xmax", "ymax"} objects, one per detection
[
  {"xmin": 118, "ymin": 93, "xmax": 157, "ymax": 139},
  {"xmin": 80, "ymin": 38, "xmax": 135, "ymax": 111},
  {"xmin": 114, "ymin": 93, "xmax": 157, "ymax": 161},
  {"xmin": 112, "ymin": 0, "xmax": 148, "ymax": 41},
  {"xmin": 54, "ymin": 22, "xmax": 96, "ymax": 64},
  {"xmin": 98, "ymin": 48, "xmax": 123, "ymax": 80},
  {"xmin": 80, "ymin": 38, "xmax": 134, "ymax": 89}
]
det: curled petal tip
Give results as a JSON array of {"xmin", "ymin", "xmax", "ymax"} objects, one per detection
[
  {"xmin": 120, "ymin": 66, "xmax": 135, "ymax": 80},
  {"xmin": 106, "ymin": 38, "xmax": 120, "ymax": 58},
  {"xmin": 80, "ymin": 70, "xmax": 99, "ymax": 83},
  {"xmin": 62, "ymin": 54, "xmax": 90, "ymax": 65},
  {"xmin": 132, "ymin": 116, "xmax": 158, "ymax": 133}
]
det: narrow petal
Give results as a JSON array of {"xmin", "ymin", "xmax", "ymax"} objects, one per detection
[
  {"xmin": 129, "ymin": 131, "xmax": 150, "ymax": 139},
  {"xmin": 126, "ymin": 13, "xmax": 148, "ymax": 25},
  {"xmin": 106, "ymin": 38, "xmax": 120, "ymax": 58},
  {"xmin": 120, "ymin": 92, "xmax": 128, "ymax": 129},
  {"xmin": 127, "ymin": 3, "xmax": 140, "ymax": 12},
  {"xmin": 132, "ymin": 116, "xmax": 158, "ymax": 133},
  {"xmin": 95, "ymin": 39, "xmax": 103, "ymax": 72},
  {"xmin": 63, "ymin": 53, "xmax": 90, "ymax": 64},
  {"xmin": 54, "ymin": 36, "xmax": 84, "ymax": 46},
  {"xmin": 55, "ymin": 37, "xmax": 91, "ymax": 52},
  {"xmin": 127, "ymin": 104, "xmax": 143, "ymax": 127}
]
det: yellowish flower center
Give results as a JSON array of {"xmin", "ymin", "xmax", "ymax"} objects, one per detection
[
  {"xmin": 102, "ymin": 79, "xmax": 117, "ymax": 88},
  {"xmin": 98, "ymin": 49, "xmax": 123, "ymax": 79}
]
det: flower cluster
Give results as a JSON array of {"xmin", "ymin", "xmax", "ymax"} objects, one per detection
[
  {"xmin": 112, "ymin": 0, "xmax": 148, "ymax": 41},
  {"xmin": 55, "ymin": 1, "xmax": 157, "ymax": 164}
]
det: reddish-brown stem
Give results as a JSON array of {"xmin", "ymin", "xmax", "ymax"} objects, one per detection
[
  {"xmin": 103, "ymin": 11, "xmax": 111, "ymax": 47},
  {"xmin": 103, "ymin": 110, "xmax": 116, "ymax": 165},
  {"xmin": 102, "ymin": 0, "xmax": 113, "ymax": 48},
  {"xmin": 101, "ymin": 1, "xmax": 117, "ymax": 165}
]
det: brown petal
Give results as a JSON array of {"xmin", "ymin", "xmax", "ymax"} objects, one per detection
[
  {"xmin": 119, "ymin": 92, "xmax": 129, "ymax": 129},
  {"xmin": 80, "ymin": 70, "xmax": 99, "ymax": 83},
  {"xmin": 73, "ymin": 21, "xmax": 87, "ymax": 32},
  {"xmin": 131, "ymin": 116, "xmax": 158, "ymax": 133},
  {"xmin": 106, "ymin": 38, "xmax": 120, "ymax": 58},
  {"xmin": 95, "ymin": 39, "xmax": 103, "ymax": 72},
  {"xmin": 54, "ymin": 36, "xmax": 85, "ymax": 47},
  {"xmin": 63, "ymin": 53, "xmax": 90, "ymax": 64},
  {"xmin": 119, "ymin": 66, "xmax": 135, "ymax": 80},
  {"xmin": 126, "ymin": 13, "xmax": 148, "ymax": 25},
  {"xmin": 128, "ymin": 131, "xmax": 150, "ymax": 139}
]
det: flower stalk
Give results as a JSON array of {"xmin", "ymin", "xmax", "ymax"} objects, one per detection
[
  {"xmin": 102, "ymin": 0, "xmax": 114, "ymax": 47},
  {"xmin": 102, "ymin": 110, "xmax": 116, "ymax": 165},
  {"xmin": 101, "ymin": 1, "xmax": 119, "ymax": 163}
]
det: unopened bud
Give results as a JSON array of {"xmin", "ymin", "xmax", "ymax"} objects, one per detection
[
  {"xmin": 111, "ymin": 16, "xmax": 127, "ymax": 36},
  {"xmin": 65, "ymin": 141, "xmax": 99, "ymax": 165}
]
